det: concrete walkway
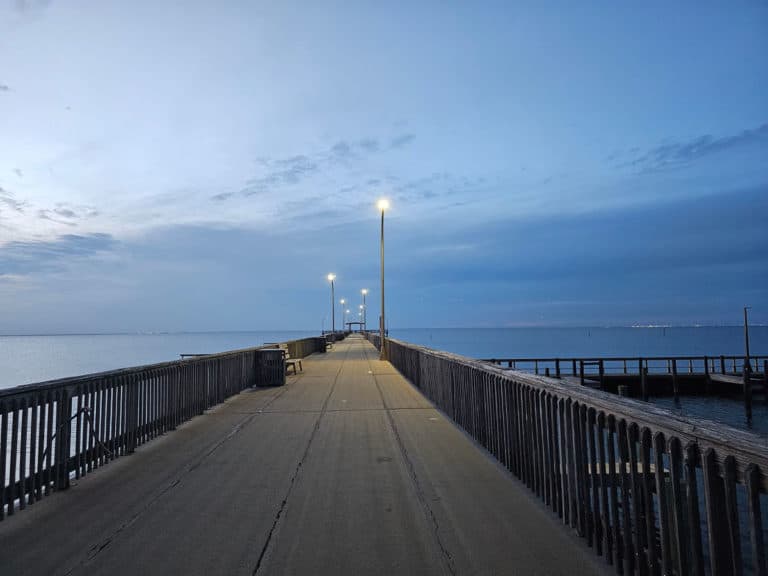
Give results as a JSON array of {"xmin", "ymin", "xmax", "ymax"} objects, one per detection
[{"xmin": 0, "ymin": 335, "xmax": 606, "ymax": 575}]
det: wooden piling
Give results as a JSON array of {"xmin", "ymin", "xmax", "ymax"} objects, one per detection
[
  {"xmin": 671, "ymin": 359, "xmax": 679, "ymax": 401},
  {"xmin": 640, "ymin": 367, "xmax": 648, "ymax": 402}
]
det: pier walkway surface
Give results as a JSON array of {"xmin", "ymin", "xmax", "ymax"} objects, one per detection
[{"xmin": 0, "ymin": 335, "xmax": 605, "ymax": 576}]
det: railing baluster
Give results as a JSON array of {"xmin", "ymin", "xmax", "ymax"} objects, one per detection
[{"xmin": 685, "ymin": 443, "xmax": 705, "ymax": 576}]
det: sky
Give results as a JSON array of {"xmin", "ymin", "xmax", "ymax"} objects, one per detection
[{"xmin": 0, "ymin": 0, "xmax": 767, "ymax": 333}]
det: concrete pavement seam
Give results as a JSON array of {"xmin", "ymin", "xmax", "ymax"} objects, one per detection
[
  {"xmin": 365, "ymin": 341, "xmax": 458, "ymax": 576},
  {"xmin": 251, "ymin": 341, "xmax": 351, "ymax": 575},
  {"xmin": 62, "ymin": 382, "xmax": 294, "ymax": 575}
]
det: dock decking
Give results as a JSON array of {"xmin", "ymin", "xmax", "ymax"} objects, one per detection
[{"xmin": 0, "ymin": 335, "xmax": 605, "ymax": 576}]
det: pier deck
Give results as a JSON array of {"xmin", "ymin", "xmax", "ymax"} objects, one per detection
[{"xmin": 0, "ymin": 335, "xmax": 604, "ymax": 576}]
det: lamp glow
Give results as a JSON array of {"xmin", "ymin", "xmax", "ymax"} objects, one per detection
[
  {"xmin": 327, "ymin": 273, "xmax": 336, "ymax": 282},
  {"xmin": 377, "ymin": 198, "xmax": 390, "ymax": 212}
]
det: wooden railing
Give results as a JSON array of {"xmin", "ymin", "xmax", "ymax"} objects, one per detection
[
  {"xmin": 482, "ymin": 355, "xmax": 768, "ymax": 378},
  {"xmin": 0, "ymin": 336, "xmax": 326, "ymax": 521},
  {"xmin": 368, "ymin": 334, "xmax": 767, "ymax": 576}
]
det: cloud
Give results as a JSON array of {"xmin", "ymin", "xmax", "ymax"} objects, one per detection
[
  {"xmin": 240, "ymin": 154, "xmax": 320, "ymax": 196},
  {"xmin": 0, "ymin": 186, "xmax": 25, "ymax": 212},
  {"xmin": 616, "ymin": 122, "xmax": 768, "ymax": 173},
  {"xmin": 37, "ymin": 203, "xmax": 99, "ymax": 226},
  {"xmin": 0, "ymin": 84, "xmax": 9, "ymax": 92},
  {"xmin": 0, "ymin": 233, "xmax": 116, "ymax": 276},
  {"xmin": 389, "ymin": 133, "xmax": 415, "ymax": 149},
  {"xmin": 358, "ymin": 138, "xmax": 379, "ymax": 153},
  {"xmin": 14, "ymin": 0, "xmax": 52, "ymax": 12},
  {"xmin": 13, "ymin": 168, "xmax": 23, "ymax": 178},
  {"xmin": 234, "ymin": 136, "xmax": 395, "ymax": 199}
]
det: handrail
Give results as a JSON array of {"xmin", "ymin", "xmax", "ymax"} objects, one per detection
[
  {"xmin": 369, "ymin": 334, "xmax": 767, "ymax": 575},
  {"xmin": 0, "ymin": 335, "xmax": 327, "ymax": 521}
]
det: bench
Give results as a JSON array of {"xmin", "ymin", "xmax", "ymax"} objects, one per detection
[{"xmin": 280, "ymin": 343, "xmax": 303, "ymax": 375}]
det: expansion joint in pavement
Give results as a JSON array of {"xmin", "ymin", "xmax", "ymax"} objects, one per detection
[
  {"xmin": 364, "ymin": 342, "xmax": 458, "ymax": 576},
  {"xmin": 63, "ymin": 372, "xmax": 296, "ymax": 575},
  {"xmin": 251, "ymin": 341, "xmax": 351, "ymax": 575}
]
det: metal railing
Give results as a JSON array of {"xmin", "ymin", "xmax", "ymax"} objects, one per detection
[
  {"xmin": 368, "ymin": 334, "xmax": 767, "ymax": 576},
  {"xmin": 0, "ymin": 336, "xmax": 327, "ymax": 520}
]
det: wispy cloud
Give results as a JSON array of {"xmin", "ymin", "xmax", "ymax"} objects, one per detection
[
  {"xmin": 37, "ymin": 203, "xmax": 99, "ymax": 226},
  {"xmin": 14, "ymin": 0, "xmax": 53, "ymax": 13},
  {"xmin": 389, "ymin": 133, "xmax": 415, "ymax": 149},
  {"xmin": 227, "ymin": 134, "xmax": 414, "ymax": 201},
  {"xmin": 0, "ymin": 233, "xmax": 116, "ymax": 275},
  {"xmin": 0, "ymin": 186, "xmax": 26, "ymax": 212},
  {"xmin": 615, "ymin": 122, "xmax": 768, "ymax": 173},
  {"xmin": 0, "ymin": 84, "xmax": 9, "ymax": 92}
]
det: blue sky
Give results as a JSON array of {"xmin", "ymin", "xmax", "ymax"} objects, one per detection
[{"xmin": 0, "ymin": 1, "xmax": 766, "ymax": 332}]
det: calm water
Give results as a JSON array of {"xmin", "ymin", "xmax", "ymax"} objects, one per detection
[
  {"xmin": 0, "ymin": 331, "xmax": 317, "ymax": 389},
  {"xmin": 390, "ymin": 326, "xmax": 768, "ymax": 359}
]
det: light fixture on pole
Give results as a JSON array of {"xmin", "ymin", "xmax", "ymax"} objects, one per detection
[
  {"xmin": 327, "ymin": 273, "xmax": 336, "ymax": 335},
  {"xmin": 340, "ymin": 298, "xmax": 346, "ymax": 332},
  {"xmin": 377, "ymin": 198, "xmax": 390, "ymax": 360},
  {"xmin": 361, "ymin": 288, "xmax": 368, "ymax": 331}
]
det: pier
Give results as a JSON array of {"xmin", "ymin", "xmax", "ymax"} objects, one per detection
[
  {"xmin": 482, "ymin": 355, "xmax": 768, "ymax": 422},
  {"xmin": 1, "ymin": 335, "xmax": 766, "ymax": 575},
  {"xmin": 0, "ymin": 335, "xmax": 606, "ymax": 575}
]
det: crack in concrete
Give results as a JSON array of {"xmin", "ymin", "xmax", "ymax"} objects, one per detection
[
  {"xmin": 64, "ymin": 384, "xmax": 293, "ymax": 575},
  {"xmin": 251, "ymin": 343, "xmax": 350, "ymax": 575},
  {"xmin": 366, "ymin": 342, "xmax": 458, "ymax": 576}
]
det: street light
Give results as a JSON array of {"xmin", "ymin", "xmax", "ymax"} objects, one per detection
[
  {"xmin": 340, "ymin": 298, "xmax": 346, "ymax": 331},
  {"xmin": 327, "ymin": 273, "xmax": 336, "ymax": 335},
  {"xmin": 377, "ymin": 198, "xmax": 389, "ymax": 360},
  {"xmin": 361, "ymin": 288, "xmax": 368, "ymax": 331}
]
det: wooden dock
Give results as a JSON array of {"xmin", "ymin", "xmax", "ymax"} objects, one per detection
[{"xmin": 0, "ymin": 336, "xmax": 605, "ymax": 575}]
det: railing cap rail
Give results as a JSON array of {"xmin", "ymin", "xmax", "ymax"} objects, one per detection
[{"xmin": 387, "ymin": 336, "xmax": 768, "ymax": 490}]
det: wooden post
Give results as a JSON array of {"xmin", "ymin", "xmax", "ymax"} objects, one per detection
[
  {"xmin": 545, "ymin": 367, "xmax": 550, "ymax": 377},
  {"xmin": 555, "ymin": 359, "xmax": 561, "ymax": 379},
  {"xmin": 598, "ymin": 360, "xmax": 604, "ymax": 390},
  {"xmin": 572, "ymin": 359, "xmax": 577, "ymax": 376},
  {"xmin": 720, "ymin": 355, "xmax": 725, "ymax": 375},
  {"xmin": 580, "ymin": 360, "xmax": 585, "ymax": 386},
  {"xmin": 704, "ymin": 356, "xmax": 711, "ymax": 394},
  {"xmin": 672, "ymin": 359, "xmax": 679, "ymax": 401},
  {"xmin": 641, "ymin": 367, "xmax": 648, "ymax": 402},
  {"xmin": 744, "ymin": 366, "xmax": 753, "ymax": 423},
  {"xmin": 55, "ymin": 389, "xmax": 72, "ymax": 491},
  {"xmin": 764, "ymin": 360, "xmax": 768, "ymax": 406}
]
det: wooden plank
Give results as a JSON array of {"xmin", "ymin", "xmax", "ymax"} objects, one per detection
[
  {"xmin": 653, "ymin": 432, "xmax": 672, "ymax": 576},
  {"xmin": 745, "ymin": 464, "xmax": 766, "ymax": 576},
  {"xmin": 618, "ymin": 419, "xmax": 634, "ymax": 575},
  {"xmin": 684, "ymin": 443, "xmax": 704, "ymax": 576},
  {"xmin": 607, "ymin": 415, "xmax": 623, "ymax": 574},
  {"xmin": 598, "ymin": 412, "xmax": 613, "ymax": 566},
  {"xmin": 722, "ymin": 455, "xmax": 743, "ymax": 576},
  {"xmin": 668, "ymin": 437, "xmax": 688, "ymax": 576},
  {"xmin": 640, "ymin": 428, "xmax": 657, "ymax": 575}
]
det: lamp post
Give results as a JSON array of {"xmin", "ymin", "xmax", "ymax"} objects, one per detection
[
  {"xmin": 340, "ymin": 299, "xmax": 346, "ymax": 332},
  {"xmin": 361, "ymin": 289, "xmax": 368, "ymax": 331},
  {"xmin": 377, "ymin": 198, "xmax": 389, "ymax": 360},
  {"xmin": 327, "ymin": 273, "xmax": 336, "ymax": 335},
  {"xmin": 346, "ymin": 309, "xmax": 350, "ymax": 331}
]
